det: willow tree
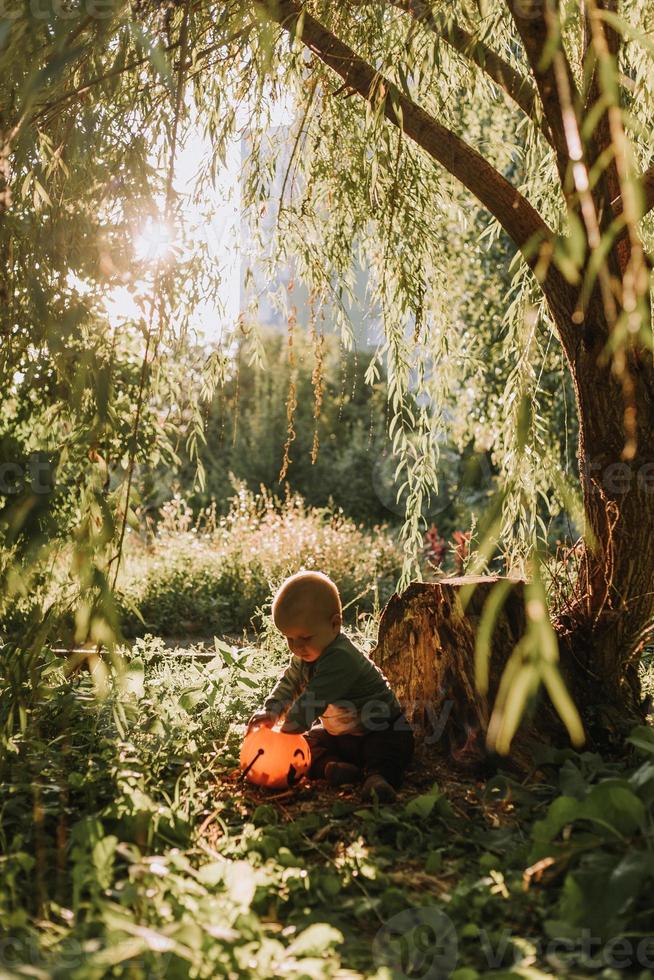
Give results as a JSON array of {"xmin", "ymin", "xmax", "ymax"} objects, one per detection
[
  {"xmin": 2, "ymin": 0, "xmax": 653, "ymax": 742},
  {"xmin": 234, "ymin": 0, "xmax": 654, "ymax": 734}
]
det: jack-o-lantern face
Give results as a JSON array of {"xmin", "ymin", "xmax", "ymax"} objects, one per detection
[{"xmin": 240, "ymin": 728, "xmax": 311, "ymax": 789}]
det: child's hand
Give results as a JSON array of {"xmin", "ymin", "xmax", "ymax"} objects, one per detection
[{"xmin": 246, "ymin": 710, "xmax": 277, "ymax": 734}]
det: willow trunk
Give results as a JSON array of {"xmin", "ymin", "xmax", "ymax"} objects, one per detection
[{"xmin": 550, "ymin": 294, "xmax": 654, "ymax": 736}]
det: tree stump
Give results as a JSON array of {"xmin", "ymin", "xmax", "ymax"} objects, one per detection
[{"xmin": 371, "ymin": 577, "xmax": 526, "ymax": 766}]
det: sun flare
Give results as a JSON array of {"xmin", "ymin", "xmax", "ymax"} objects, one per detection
[{"xmin": 134, "ymin": 219, "xmax": 176, "ymax": 263}]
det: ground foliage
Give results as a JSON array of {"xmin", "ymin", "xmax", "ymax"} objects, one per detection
[{"xmin": 1, "ymin": 631, "xmax": 653, "ymax": 978}]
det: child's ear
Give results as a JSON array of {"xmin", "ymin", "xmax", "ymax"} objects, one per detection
[{"xmin": 332, "ymin": 613, "xmax": 341, "ymax": 631}]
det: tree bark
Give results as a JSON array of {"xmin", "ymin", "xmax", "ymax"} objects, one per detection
[
  {"xmin": 555, "ymin": 302, "xmax": 654, "ymax": 725},
  {"xmin": 371, "ymin": 577, "xmax": 526, "ymax": 764},
  {"xmin": 505, "ymin": 0, "xmax": 579, "ymax": 187},
  {"xmin": 371, "ymin": 574, "xmax": 650, "ymax": 767}
]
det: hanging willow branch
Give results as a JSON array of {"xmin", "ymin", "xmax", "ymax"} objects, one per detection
[
  {"xmin": 264, "ymin": 0, "xmax": 552, "ymax": 253},
  {"xmin": 109, "ymin": 0, "xmax": 193, "ymax": 591},
  {"xmin": 383, "ymin": 0, "xmax": 552, "ymax": 144},
  {"xmin": 260, "ymin": 0, "xmax": 581, "ymax": 362},
  {"xmin": 279, "ymin": 304, "xmax": 298, "ymax": 482}
]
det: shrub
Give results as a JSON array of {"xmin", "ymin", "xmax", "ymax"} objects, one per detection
[
  {"xmin": 176, "ymin": 327, "xmax": 395, "ymax": 528},
  {"xmin": 117, "ymin": 483, "xmax": 401, "ymax": 637}
]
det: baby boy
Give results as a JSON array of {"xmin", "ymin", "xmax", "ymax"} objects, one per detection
[{"xmin": 247, "ymin": 570, "xmax": 414, "ymax": 802}]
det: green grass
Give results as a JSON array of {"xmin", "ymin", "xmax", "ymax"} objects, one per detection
[{"xmin": 1, "ymin": 633, "xmax": 654, "ymax": 978}]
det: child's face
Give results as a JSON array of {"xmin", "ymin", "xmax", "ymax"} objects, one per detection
[{"xmin": 276, "ymin": 610, "xmax": 340, "ymax": 662}]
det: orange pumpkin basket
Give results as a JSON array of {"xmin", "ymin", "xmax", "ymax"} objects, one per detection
[{"xmin": 240, "ymin": 727, "xmax": 311, "ymax": 789}]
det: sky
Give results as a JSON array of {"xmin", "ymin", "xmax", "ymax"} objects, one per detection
[
  {"xmin": 102, "ymin": 91, "xmax": 305, "ymax": 347},
  {"xmin": 104, "ymin": 125, "xmax": 243, "ymax": 345},
  {"xmin": 100, "ymin": 95, "xmax": 376, "ymax": 352}
]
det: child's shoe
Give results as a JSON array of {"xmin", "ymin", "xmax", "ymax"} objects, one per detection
[
  {"xmin": 361, "ymin": 773, "xmax": 397, "ymax": 803},
  {"xmin": 325, "ymin": 761, "xmax": 363, "ymax": 786}
]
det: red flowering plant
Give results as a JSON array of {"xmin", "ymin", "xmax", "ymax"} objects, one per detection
[
  {"xmin": 452, "ymin": 530, "xmax": 472, "ymax": 574},
  {"xmin": 423, "ymin": 525, "xmax": 447, "ymax": 569}
]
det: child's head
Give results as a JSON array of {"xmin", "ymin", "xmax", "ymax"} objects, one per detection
[{"xmin": 272, "ymin": 571, "xmax": 342, "ymax": 662}]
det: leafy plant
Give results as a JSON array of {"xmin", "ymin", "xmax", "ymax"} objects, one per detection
[
  {"xmin": 2, "ymin": 631, "xmax": 652, "ymax": 977},
  {"xmin": 116, "ymin": 483, "xmax": 401, "ymax": 637}
]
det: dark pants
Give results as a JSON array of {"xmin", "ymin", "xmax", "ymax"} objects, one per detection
[{"xmin": 305, "ymin": 714, "xmax": 414, "ymax": 790}]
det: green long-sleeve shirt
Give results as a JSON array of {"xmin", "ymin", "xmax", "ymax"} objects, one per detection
[{"xmin": 263, "ymin": 632, "xmax": 402, "ymax": 735}]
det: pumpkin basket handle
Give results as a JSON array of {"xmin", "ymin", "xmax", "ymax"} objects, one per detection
[{"xmin": 240, "ymin": 747, "xmax": 264, "ymax": 780}]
